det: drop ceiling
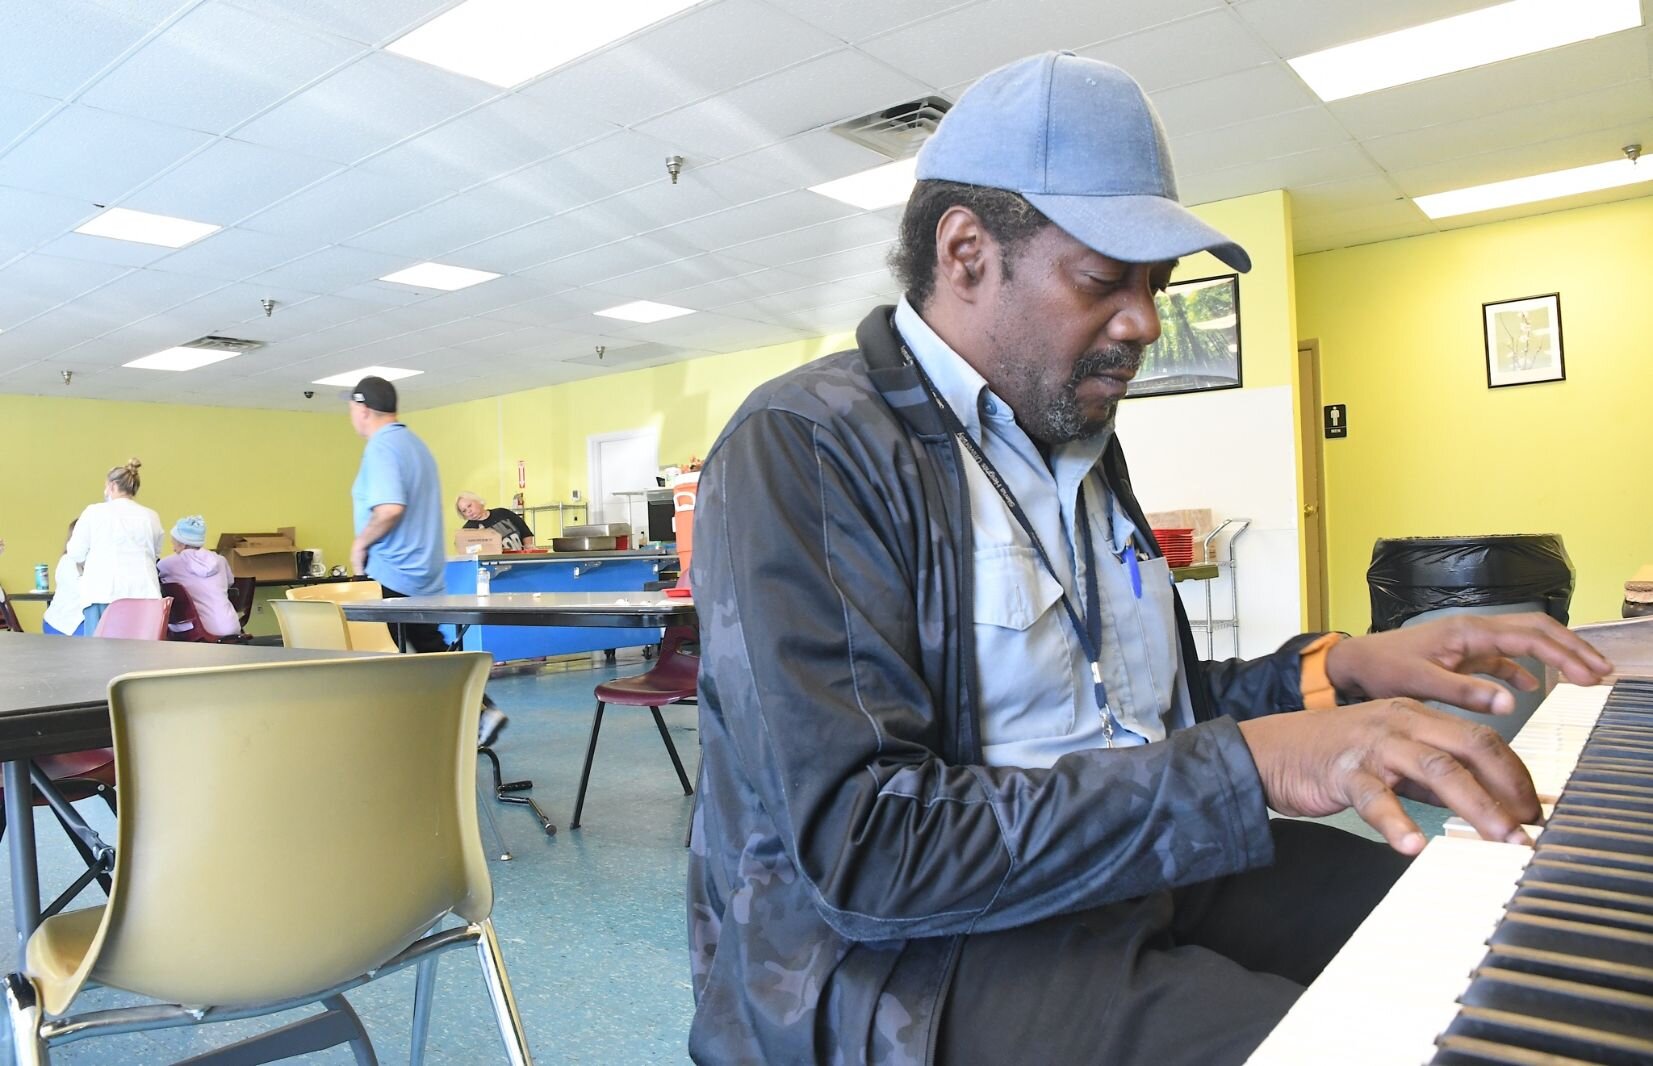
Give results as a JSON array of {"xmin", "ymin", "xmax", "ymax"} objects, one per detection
[{"xmin": 0, "ymin": 0, "xmax": 1648, "ymax": 410}]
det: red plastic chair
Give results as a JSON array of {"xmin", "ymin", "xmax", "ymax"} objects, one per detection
[
  {"xmin": 571, "ymin": 626, "xmax": 697, "ymax": 829},
  {"xmin": 161, "ymin": 583, "xmax": 249, "ymax": 644},
  {"xmin": 92, "ymin": 597, "xmax": 171, "ymax": 641}
]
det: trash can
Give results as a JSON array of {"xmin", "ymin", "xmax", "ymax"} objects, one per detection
[{"xmin": 1367, "ymin": 534, "xmax": 1573, "ymax": 740}]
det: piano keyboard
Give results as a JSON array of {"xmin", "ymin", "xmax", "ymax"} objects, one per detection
[{"xmin": 1247, "ymin": 679, "xmax": 1653, "ymax": 1066}]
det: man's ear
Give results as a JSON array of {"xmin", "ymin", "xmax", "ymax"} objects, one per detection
[{"xmin": 934, "ymin": 205, "xmax": 997, "ymax": 304}]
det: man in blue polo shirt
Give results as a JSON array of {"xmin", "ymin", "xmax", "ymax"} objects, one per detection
[{"xmin": 348, "ymin": 375, "xmax": 505, "ymax": 744}]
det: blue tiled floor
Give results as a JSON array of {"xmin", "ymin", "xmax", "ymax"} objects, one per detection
[{"xmin": 0, "ymin": 653, "xmax": 698, "ymax": 1065}]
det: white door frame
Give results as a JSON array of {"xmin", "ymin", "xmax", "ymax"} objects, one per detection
[{"xmin": 586, "ymin": 427, "xmax": 660, "ymax": 527}]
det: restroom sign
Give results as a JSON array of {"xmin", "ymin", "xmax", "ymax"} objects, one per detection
[{"xmin": 1323, "ymin": 404, "xmax": 1347, "ymax": 439}]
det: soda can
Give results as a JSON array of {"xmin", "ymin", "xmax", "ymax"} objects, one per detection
[{"xmin": 34, "ymin": 563, "xmax": 49, "ymax": 591}]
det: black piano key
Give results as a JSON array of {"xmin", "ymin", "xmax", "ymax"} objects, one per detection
[
  {"xmin": 1510, "ymin": 887, "xmax": 1653, "ymax": 928},
  {"xmin": 1536, "ymin": 843, "xmax": 1653, "ymax": 876},
  {"xmin": 1457, "ymin": 965, "xmax": 1653, "ymax": 1040},
  {"xmin": 1536, "ymin": 825, "xmax": 1653, "ymax": 859},
  {"xmin": 1439, "ymin": 1005, "xmax": 1653, "ymax": 1065},
  {"xmin": 1524, "ymin": 857, "xmax": 1653, "ymax": 900},
  {"xmin": 1484, "ymin": 944, "xmax": 1653, "ymax": 998},
  {"xmin": 1434, "ymin": 1033, "xmax": 1608, "ymax": 1065}
]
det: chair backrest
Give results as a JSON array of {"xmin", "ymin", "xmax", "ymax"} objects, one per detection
[
  {"xmin": 228, "ymin": 577, "xmax": 256, "ymax": 629},
  {"xmin": 284, "ymin": 581, "xmax": 399, "ymax": 653},
  {"xmin": 160, "ymin": 582, "xmax": 208, "ymax": 642},
  {"xmin": 93, "ymin": 598, "xmax": 172, "ymax": 641},
  {"xmin": 269, "ymin": 599, "xmax": 353, "ymax": 650},
  {"xmin": 32, "ymin": 653, "xmax": 493, "ymax": 1014},
  {"xmin": 0, "ymin": 587, "xmax": 22, "ymax": 633},
  {"xmin": 651, "ymin": 625, "xmax": 700, "ymax": 689}
]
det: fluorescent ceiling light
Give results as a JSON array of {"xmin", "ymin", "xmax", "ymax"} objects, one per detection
[
  {"xmin": 594, "ymin": 300, "xmax": 696, "ymax": 323},
  {"xmin": 379, "ymin": 261, "xmax": 501, "ymax": 291},
  {"xmin": 808, "ymin": 156, "xmax": 919, "ymax": 210},
  {"xmin": 1288, "ymin": 0, "xmax": 1642, "ymax": 101},
  {"xmin": 1413, "ymin": 157, "xmax": 1653, "ymax": 218},
  {"xmin": 386, "ymin": 0, "xmax": 701, "ymax": 88},
  {"xmin": 75, "ymin": 207, "xmax": 221, "ymax": 248},
  {"xmin": 312, "ymin": 366, "xmax": 425, "ymax": 387},
  {"xmin": 124, "ymin": 347, "xmax": 240, "ymax": 372}
]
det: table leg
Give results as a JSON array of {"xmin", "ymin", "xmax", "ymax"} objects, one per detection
[{"xmin": 3, "ymin": 760, "xmax": 40, "ymax": 963}]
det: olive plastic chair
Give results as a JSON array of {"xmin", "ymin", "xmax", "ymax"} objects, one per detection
[
  {"xmin": 270, "ymin": 598, "xmax": 353, "ymax": 651},
  {"xmin": 3, "ymin": 653, "xmax": 532, "ymax": 1065},
  {"xmin": 285, "ymin": 581, "xmax": 399, "ymax": 653}
]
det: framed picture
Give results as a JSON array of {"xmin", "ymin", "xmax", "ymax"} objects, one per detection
[
  {"xmin": 1483, "ymin": 293, "xmax": 1565, "ymax": 388},
  {"xmin": 1129, "ymin": 274, "xmax": 1241, "ymax": 399}
]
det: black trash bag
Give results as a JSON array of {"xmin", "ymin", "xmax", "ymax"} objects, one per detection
[{"xmin": 1367, "ymin": 534, "xmax": 1573, "ymax": 633}]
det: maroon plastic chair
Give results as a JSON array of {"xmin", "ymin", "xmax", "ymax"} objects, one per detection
[
  {"xmin": 228, "ymin": 576, "xmax": 256, "ymax": 631},
  {"xmin": 571, "ymin": 626, "xmax": 697, "ymax": 829},
  {"xmin": 92, "ymin": 597, "xmax": 171, "ymax": 641},
  {"xmin": 161, "ymin": 582, "xmax": 249, "ymax": 644},
  {"xmin": 0, "ymin": 593, "xmax": 22, "ymax": 633}
]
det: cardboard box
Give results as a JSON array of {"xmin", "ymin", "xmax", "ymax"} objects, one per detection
[
  {"xmin": 215, "ymin": 527, "xmax": 298, "ymax": 581},
  {"xmin": 454, "ymin": 528, "xmax": 503, "ymax": 556}
]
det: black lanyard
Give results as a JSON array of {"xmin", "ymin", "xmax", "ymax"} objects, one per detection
[{"xmin": 898, "ymin": 340, "xmax": 1116, "ymax": 740}]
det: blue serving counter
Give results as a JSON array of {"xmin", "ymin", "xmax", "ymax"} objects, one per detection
[{"xmin": 443, "ymin": 549, "xmax": 679, "ymax": 662}]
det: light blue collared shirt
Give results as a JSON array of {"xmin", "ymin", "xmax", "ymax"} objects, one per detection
[{"xmin": 892, "ymin": 299, "xmax": 1190, "ymax": 766}]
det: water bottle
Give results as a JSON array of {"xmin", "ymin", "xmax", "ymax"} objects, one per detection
[{"xmin": 476, "ymin": 564, "xmax": 491, "ymax": 596}]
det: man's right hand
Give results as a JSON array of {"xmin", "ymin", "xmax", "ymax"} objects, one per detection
[{"xmin": 1236, "ymin": 699, "xmax": 1540, "ymax": 856}]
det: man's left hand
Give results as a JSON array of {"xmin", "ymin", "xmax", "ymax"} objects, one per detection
[
  {"xmin": 350, "ymin": 540, "xmax": 368, "ymax": 575},
  {"xmin": 1325, "ymin": 613, "xmax": 1613, "ymax": 715}
]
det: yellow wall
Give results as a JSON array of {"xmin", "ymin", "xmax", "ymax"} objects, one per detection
[
  {"xmin": 1296, "ymin": 194, "xmax": 1651, "ymax": 633},
  {"xmin": 0, "ymin": 393, "xmax": 362, "ymax": 627}
]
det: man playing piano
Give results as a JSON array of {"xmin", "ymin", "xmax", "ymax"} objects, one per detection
[{"xmin": 685, "ymin": 53, "xmax": 1614, "ymax": 1066}]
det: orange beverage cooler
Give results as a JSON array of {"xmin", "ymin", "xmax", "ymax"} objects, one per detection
[{"xmin": 671, "ymin": 471, "xmax": 700, "ymax": 589}]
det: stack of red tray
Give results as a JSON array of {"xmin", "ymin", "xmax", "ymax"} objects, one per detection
[{"xmin": 1152, "ymin": 528, "xmax": 1196, "ymax": 568}]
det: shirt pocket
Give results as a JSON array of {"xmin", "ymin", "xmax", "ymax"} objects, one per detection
[
  {"xmin": 1134, "ymin": 555, "xmax": 1182, "ymax": 716},
  {"xmin": 972, "ymin": 544, "xmax": 1064, "ymax": 631}
]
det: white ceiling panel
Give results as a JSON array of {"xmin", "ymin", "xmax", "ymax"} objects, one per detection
[
  {"xmin": 1327, "ymin": 32, "xmax": 1652, "ymax": 141},
  {"xmin": 634, "ymin": 49, "xmax": 932, "ymax": 161},
  {"xmin": 775, "ymin": 240, "xmax": 897, "ymax": 283},
  {"xmin": 1360, "ymin": 80, "xmax": 1653, "ymax": 174},
  {"xmin": 478, "ymin": 292, "xmax": 596, "ymax": 329},
  {"xmin": 30, "ymin": 231, "xmax": 176, "ymax": 269},
  {"xmin": 660, "ymin": 266, "xmax": 818, "ymax": 310},
  {"xmin": 1390, "ymin": 118, "xmax": 1652, "ymax": 197},
  {"xmin": 1078, "ymin": 8, "xmax": 1276, "ymax": 94},
  {"xmin": 0, "ymin": 104, "xmax": 212, "ymax": 202},
  {"xmin": 211, "ymin": 293, "xmax": 380, "ymax": 340},
  {"xmin": 79, "ymin": 2, "xmax": 363, "ymax": 134},
  {"xmin": 519, "ymin": 235, "xmax": 706, "ymax": 289},
  {"xmin": 248, "ymin": 244, "xmax": 415, "ymax": 295},
  {"xmin": 765, "ymin": 0, "xmax": 982, "ymax": 42},
  {"xmin": 1288, "ymin": 174, "xmax": 1410, "ymax": 219},
  {"xmin": 118, "ymin": 137, "xmax": 342, "ymax": 224},
  {"xmin": 665, "ymin": 190, "xmax": 858, "ymax": 252},
  {"xmin": 441, "ymin": 209, "xmax": 637, "ymax": 274},
  {"xmin": 0, "ymin": 88, "xmax": 60, "ymax": 151},
  {"xmin": 0, "ymin": 185, "xmax": 103, "ymax": 251},
  {"xmin": 1171, "ymin": 106, "xmax": 1352, "ymax": 175},
  {"xmin": 584, "ymin": 253, "xmax": 784, "ymax": 302},
  {"xmin": 1179, "ymin": 143, "xmax": 1381, "ymax": 206},
  {"xmin": 1149, "ymin": 64, "xmax": 1323, "ymax": 138},
  {"xmin": 725, "ymin": 127, "xmax": 893, "ymax": 190},
  {"xmin": 1290, "ymin": 200, "xmax": 1433, "ymax": 247},
  {"xmin": 0, "ymin": 254, "xmax": 131, "ymax": 322},
  {"xmin": 50, "ymin": 267, "xmax": 225, "ymax": 323},
  {"xmin": 489, "ymin": 129, "xmax": 684, "ymax": 217},
  {"xmin": 344, "ymin": 183, "xmax": 551, "ymax": 259},
  {"xmin": 523, "ymin": 0, "xmax": 843, "ymax": 127},
  {"xmin": 239, "ymin": 164, "xmax": 454, "ymax": 241},
  {"xmin": 362, "ymin": 92, "xmax": 616, "ymax": 189},
  {"xmin": 234, "ymin": 0, "xmax": 461, "ymax": 47},
  {"xmin": 145, "ymin": 226, "xmax": 318, "ymax": 280},
  {"xmin": 0, "ymin": 0, "xmax": 159, "ymax": 100},
  {"xmin": 234, "ymin": 51, "xmax": 497, "ymax": 164},
  {"xmin": 720, "ymin": 209, "xmax": 902, "ymax": 267},
  {"xmin": 858, "ymin": 0, "xmax": 1223, "ymax": 90}
]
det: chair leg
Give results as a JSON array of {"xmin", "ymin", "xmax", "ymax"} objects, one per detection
[
  {"xmin": 650, "ymin": 706, "xmax": 694, "ymax": 796},
  {"xmin": 4, "ymin": 972, "xmax": 45, "ymax": 1066},
  {"xmin": 684, "ymin": 743, "xmax": 703, "ymax": 849},
  {"xmin": 570, "ymin": 701, "xmax": 607, "ymax": 830},
  {"xmin": 410, "ymin": 956, "xmax": 439, "ymax": 1066},
  {"xmin": 475, "ymin": 918, "xmax": 532, "ymax": 1066},
  {"xmin": 475, "ymin": 768, "xmax": 512, "ymax": 862}
]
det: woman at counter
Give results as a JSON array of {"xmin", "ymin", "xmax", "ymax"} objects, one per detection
[
  {"xmin": 455, "ymin": 492, "xmax": 535, "ymax": 551},
  {"xmin": 67, "ymin": 458, "xmax": 165, "ymax": 634}
]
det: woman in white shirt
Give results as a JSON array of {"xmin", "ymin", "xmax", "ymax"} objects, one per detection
[
  {"xmin": 66, "ymin": 458, "xmax": 165, "ymax": 635},
  {"xmin": 41, "ymin": 520, "xmax": 85, "ymax": 636}
]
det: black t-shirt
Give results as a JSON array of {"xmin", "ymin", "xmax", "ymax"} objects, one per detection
[{"xmin": 464, "ymin": 508, "xmax": 534, "ymax": 551}]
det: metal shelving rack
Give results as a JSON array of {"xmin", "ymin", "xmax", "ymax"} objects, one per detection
[
  {"xmin": 522, "ymin": 502, "xmax": 589, "ymax": 537},
  {"xmin": 1179, "ymin": 517, "xmax": 1250, "ymax": 659}
]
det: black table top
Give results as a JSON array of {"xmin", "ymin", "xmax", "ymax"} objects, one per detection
[
  {"xmin": 340, "ymin": 592, "xmax": 696, "ymax": 629},
  {"xmin": 0, "ymin": 633, "xmax": 370, "ymax": 760}
]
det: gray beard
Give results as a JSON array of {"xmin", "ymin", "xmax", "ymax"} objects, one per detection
[{"xmin": 1011, "ymin": 344, "xmax": 1143, "ymax": 445}]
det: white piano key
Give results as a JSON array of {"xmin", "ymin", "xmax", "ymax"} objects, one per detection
[
  {"xmin": 1508, "ymin": 683, "xmax": 1612, "ymax": 802},
  {"xmin": 1244, "ymin": 836, "xmax": 1534, "ymax": 1066}
]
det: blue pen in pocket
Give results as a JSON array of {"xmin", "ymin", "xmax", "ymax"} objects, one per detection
[{"xmin": 1123, "ymin": 541, "xmax": 1142, "ymax": 599}]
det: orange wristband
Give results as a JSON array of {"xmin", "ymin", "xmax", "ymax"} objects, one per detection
[{"xmin": 1299, "ymin": 633, "xmax": 1344, "ymax": 710}]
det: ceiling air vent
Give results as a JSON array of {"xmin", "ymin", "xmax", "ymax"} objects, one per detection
[
  {"xmin": 830, "ymin": 95, "xmax": 951, "ymax": 160},
  {"xmin": 182, "ymin": 335, "xmax": 264, "ymax": 353}
]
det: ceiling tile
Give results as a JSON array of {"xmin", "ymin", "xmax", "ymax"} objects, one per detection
[
  {"xmin": 1179, "ymin": 142, "xmax": 1380, "ymax": 206},
  {"xmin": 634, "ymin": 49, "xmax": 931, "ymax": 161},
  {"xmin": 584, "ymin": 253, "xmax": 785, "ymax": 302},
  {"xmin": 361, "ymin": 92, "xmax": 616, "ymax": 188},
  {"xmin": 770, "ymin": 240, "xmax": 896, "ymax": 283},
  {"xmin": 0, "ymin": 0, "xmax": 155, "ymax": 100},
  {"xmin": 0, "ymin": 185, "xmax": 106, "ymax": 250},
  {"xmin": 0, "ymin": 103, "xmax": 212, "ymax": 202},
  {"xmin": 0, "ymin": 88, "xmax": 60, "ymax": 151},
  {"xmin": 441, "ymin": 206, "xmax": 641, "ymax": 274},
  {"xmin": 0, "ymin": 253, "xmax": 131, "ymax": 323},
  {"xmin": 229, "ymin": 0, "xmax": 460, "ymax": 47},
  {"xmin": 665, "ymin": 189, "xmax": 859, "ymax": 251},
  {"xmin": 240, "ymin": 164, "xmax": 455, "ymax": 241},
  {"xmin": 1288, "ymin": 174, "xmax": 1408, "ymax": 219},
  {"xmin": 80, "ymin": 3, "xmax": 363, "ymax": 134},
  {"xmin": 249, "ymin": 244, "xmax": 416, "ymax": 294},
  {"xmin": 521, "ymin": 0, "xmax": 843, "ymax": 126},
  {"xmin": 719, "ymin": 208, "xmax": 902, "ymax": 266},
  {"xmin": 1149, "ymin": 64, "xmax": 1322, "ymax": 138},
  {"xmin": 660, "ymin": 266, "xmax": 817, "ymax": 310},
  {"xmin": 489, "ymin": 129, "xmax": 683, "ymax": 217},
  {"xmin": 1171, "ymin": 106, "xmax": 1350, "ymax": 174},
  {"xmin": 345, "ymin": 183, "xmax": 552, "ymax": 259},
  {"xmin": 519, "ymin": 234, "xmax": 704, "ymax": 288},
  {"xmin": 118, "ymin": 137, "xmax": 343, "ymax": 224},
  {"xmin": 32, "ymin": 231, "xmax": 177, "ymax": 269},
  {"xmin": 857, "ymin": 0, "xmax": 1222, "ymax": 90},
  {"xmin": 1388, "ymin": 119, "xmax": 1653, "ymax": 198},
  {"xmin": 1078, "ymin": 8, "xmax": 1276, "ymax": 94},
  {"xmin": 764, "ymin": 0, "xmax": 984, "ymax": 42},
  {"xmin": 724, "ymin": 126, "xmax": 891, "ymax": 189},
  {"xmin": 147, "ymin": 226, "xmax": 319, "ymax": 280},
  {"xmin": 211, "ymin": 292, "xmax": 380, "ymax": 340},
  {"xmin": 1290, "ymin": 200, "xmax": 1431, "ymax": 246},
  {"xmin": 234, "ymin": 51, "xmax": 497, "ymax": 164}
]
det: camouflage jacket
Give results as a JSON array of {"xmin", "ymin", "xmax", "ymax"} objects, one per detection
[{"xmin": 688, "ymin": 308, "xmax": 1322, "ymax": 1065}]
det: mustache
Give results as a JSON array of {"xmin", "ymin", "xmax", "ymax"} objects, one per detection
[{"xmin": 1071, "ymin": 342, "xmax": 1145, "ymax": 382}]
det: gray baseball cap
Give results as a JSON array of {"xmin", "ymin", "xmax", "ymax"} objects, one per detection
[{"xmin": 916, "ymin": 52, "xmax": 1250, "ymax": 273}]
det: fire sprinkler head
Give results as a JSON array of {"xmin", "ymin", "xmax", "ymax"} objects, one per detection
[
  {"xmin": 1625, "ymin": 143, "xmax": 1642, "ymax": 164},
  {"xmin": 665, "ymin": 155, "xmax": 684, "ymax": 184},
  {"xmin": 595, "ymin": 345, "xmax": 606, "ymax": 361},
  {"xmin": 260, "ymin": 298, "xmax": 276, "ymax": 317}
]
